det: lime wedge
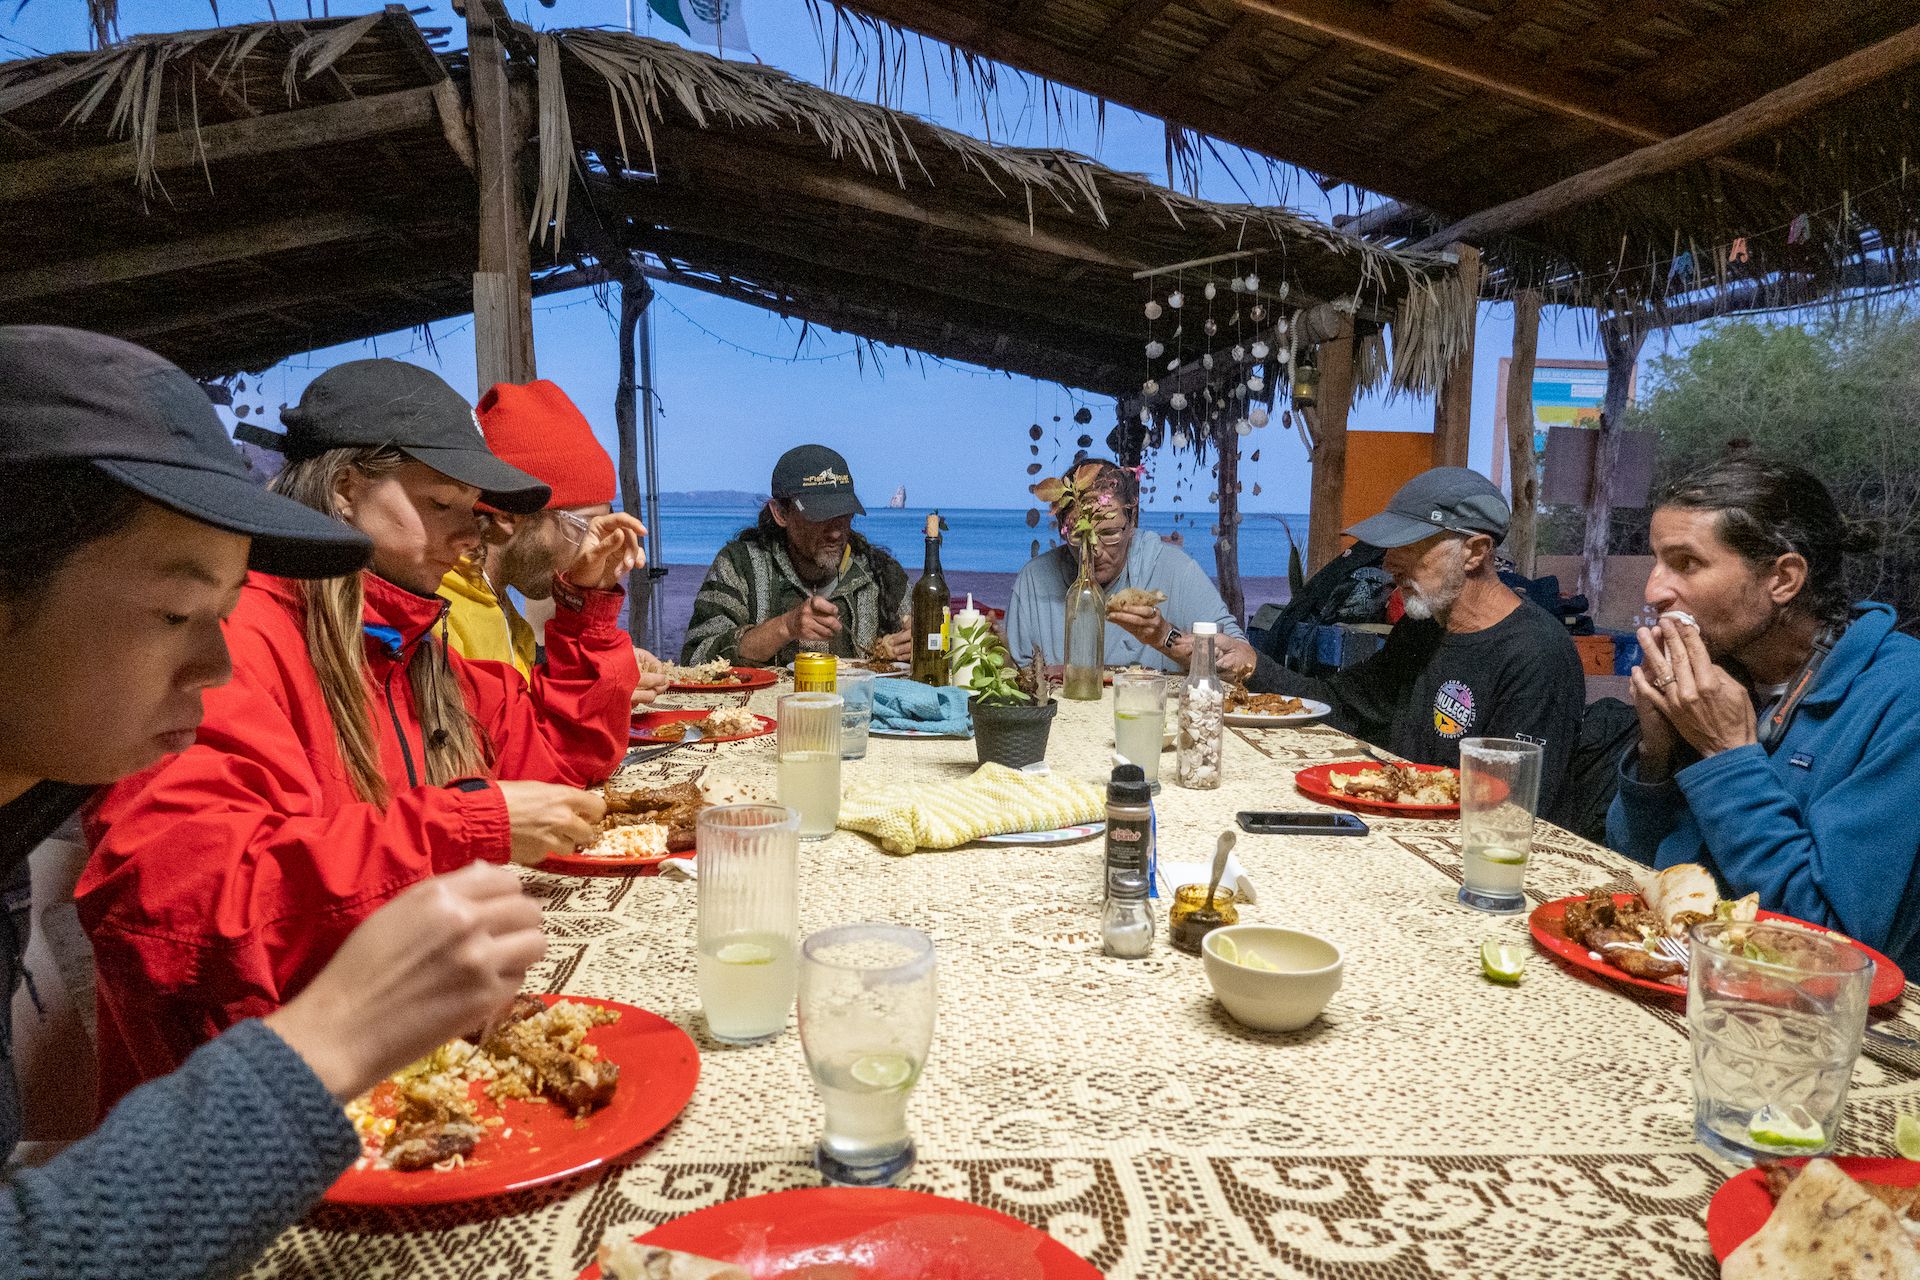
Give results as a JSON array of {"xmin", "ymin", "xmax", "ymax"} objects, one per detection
[
  {"xmin": 1211, "ymin": 934, "xmax": 1239, "ymax": 965},
  {"xmin": 715, "ymin": 941, "xmax": 775, "ymax": 966},
  {"xmin": 1477, "ymin": 847, "xmax": 1530, "ymax": 866},
  {"xmin": 1116, "ymin": 711, "xmax": 1142, "ymax": 721},
  {"xmin": 1896, "ymin": 1114, "xmax": 1920, "ymax": 1161},
  {"xmin": 1238, "ymin": 949, "xmax": 1280, "ymax": 973},
  {"xmin": 1747, "ymin": 1104, "xmax": 1827, "ymax": 1152},
  {"xmin": 850, "ymin": 1052, "xmax": 916, "ymax": 1090},
  {"xmin": 1481, "ymin": 938, "xmax": 1527, "ymax": 984}
]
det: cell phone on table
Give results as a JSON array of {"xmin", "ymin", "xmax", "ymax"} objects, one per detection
[{"xmin": 1236, "ymin": 810, "xmax": 1369, "ymax": 836}]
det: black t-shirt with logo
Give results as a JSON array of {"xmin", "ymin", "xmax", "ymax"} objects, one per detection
[{"xmin": 1250, "ymin": 599, "xmax": 1586, "ymax": 815}]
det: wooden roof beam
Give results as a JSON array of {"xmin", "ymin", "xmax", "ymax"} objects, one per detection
[
  {"xmin": 0, "ymin": 85, "xmax": 449, "ymax": 205},
  {"xmin": 115, "ymin": 252, "xmax": 470, "ymax": 341},
  {"xmin": 1333, "ymin": 198, "xmax": 1429, "ymax": 239},
  {"xmin": 1092, "ymin": 0, "xmax": 1176, "ymax": 51},
  {"xmin": 625, "ymin": 257, "xmax": 1124, "ymax": 391},
  {"xmin": 0, "ymin": 211, "xmax": 411, "ymax": 302},
  {"xmin": 1152, "ymin": 13, "xmax": 1266, "ymax": 102},
  {"xmin": 644, "ymin": 127, "xmax": 1145, "ymax": 273},
  {"xmin": 815, "ymin": 0, "xmax": 1466, "ymax": 212},
  {"xmin": 1409, "ymin": 19, "xmax": 1920, "ymax": 252},
  {"xmin": 605, "ymin": 195, "xmax": 1143, "ymax": 339},
  {"xmin": 620, "ymin": 223, "xmax": 1123, "ymax": 355},
  {"xmin": 1226, "ymin": 0, "xmax": 1685, "ymax": 144}
]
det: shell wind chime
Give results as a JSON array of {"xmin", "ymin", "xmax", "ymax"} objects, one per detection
[{"xmin": 1130, "ymin": 256, "xmax": 1311, "ymax": 532}]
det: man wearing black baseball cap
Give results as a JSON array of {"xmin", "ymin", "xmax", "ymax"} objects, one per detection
[
  {"xmin": 1249, "ymin": 466, "xmax": 1585, "ymax": 811},
  {"xmin": 0, "ymin": 327, "xmax": 549, "ymax": 1277},
  {"xmin": 682, "ymin": 444, "xmax": 911, "ymax": 666}
]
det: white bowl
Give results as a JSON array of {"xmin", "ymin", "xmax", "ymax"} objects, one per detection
[{"xmin": 1201, "ymin": 924, "xmax": 1343, "ymax": 1032}]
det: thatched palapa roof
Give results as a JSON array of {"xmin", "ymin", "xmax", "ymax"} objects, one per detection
[
  {"xmin": 812, "ymin": 0, "xmax": 1920, "ymax": 309},
  {"xmin": 0, "ymin": 8, "xmax": 1475, "ymax": 400}
]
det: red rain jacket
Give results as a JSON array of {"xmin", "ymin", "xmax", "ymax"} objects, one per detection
[{"xmin": 78, "ymin": 571, "xmax": 637, "ymax": 1109}]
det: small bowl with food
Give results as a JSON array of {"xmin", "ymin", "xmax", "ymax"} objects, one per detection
[{"xmin": 1201, "ymin": 924, "xmax": 1343, "ymax": 1031}]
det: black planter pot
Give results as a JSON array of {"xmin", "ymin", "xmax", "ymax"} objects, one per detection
[{"xmin": 971, "ymin": 699, "xmax": 1058, "ymax": 769}]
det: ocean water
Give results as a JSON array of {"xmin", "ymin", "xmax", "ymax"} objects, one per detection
[{"xmin": 646, "ymin": 505, "xmax": 1308, "ymax": 579}]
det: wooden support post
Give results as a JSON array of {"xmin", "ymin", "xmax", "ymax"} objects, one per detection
[
  {"xmin": 1504, "ymin": 289, "xmax": 1542, "ymax": 576},
  {"xmin": 1577, "ymin": 312, "xmax": 1649, "ymax": 613},
  {"xmin": 615, "ymin": 272, "xmax": 650, "ymax": 639},
  {"xmin": 1305, "ymin": 315, "xmax": 1356, "ymax": 574},
  {"xmin": 467, "ymin": 0, "xmax": 535, "ymax": 388},
  {"xmin": 1431, "ymin": 244, "xmax": 1479, "ymax": 469},
  {"xmin": 1214, "ymin": 420, "xmax": 1245, "ymax": 624}
]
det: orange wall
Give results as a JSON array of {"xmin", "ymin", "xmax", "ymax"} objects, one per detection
[{"xmin": 1341, "ymin": 431, "xmax": 1437, "ymax": 535}]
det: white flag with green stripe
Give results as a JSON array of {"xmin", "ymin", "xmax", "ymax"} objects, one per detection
[{"xmin": 649, "ymin": 0, "xmax": 752, "ymax": 54}]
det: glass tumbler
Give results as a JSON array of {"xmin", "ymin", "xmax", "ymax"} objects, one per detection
[
  {"xmin": 1688, "ymin": 918, "xmax": 1872, "ymax": 1164},
  {"xmin": 837, "ymin": 670, "xmax": 875, "ymax": 762},
  {"xmin": 777, "ymin": 692, "xmax": 843, "ymax": 840},
  {"xmin": 695, "ymin": 804, "xmax": 800, "ymax": 1045},
  {"xmin": 798, "ymin": 924, "xmax": 938, "ymax": 1187},
  {"xmin": 1456, "ymin": 737, "xmax": 1543, "ymax": 913},
  {"xmin": 1112, "ymin": 671, "xmax": 1168, "ymax": 789}
]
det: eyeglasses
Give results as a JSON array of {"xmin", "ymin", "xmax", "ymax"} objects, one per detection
[{"xmin": 551, "ymin": 509, "xmax": 594, "ymax": 548}]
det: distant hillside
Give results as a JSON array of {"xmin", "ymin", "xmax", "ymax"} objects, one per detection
[{"xmin": 655, "ymin": 490, "xmax": 767, "ymax": 507}]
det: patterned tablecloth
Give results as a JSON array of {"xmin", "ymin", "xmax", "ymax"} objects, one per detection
[{"xmin": 247, "ymin": 684, "xmax": 1920, "ymax": 1280}]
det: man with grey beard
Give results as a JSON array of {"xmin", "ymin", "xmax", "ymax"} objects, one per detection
[{"xmin": 1248, "ymin": 468, "xmax": 1585, "ymax": 812}]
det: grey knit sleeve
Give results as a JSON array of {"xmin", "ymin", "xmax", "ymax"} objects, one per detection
[{"xmin": 1, "ymin": 1018, "xmax": 358, "ymax": 1280}]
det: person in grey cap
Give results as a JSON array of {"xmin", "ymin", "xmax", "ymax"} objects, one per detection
[
  {"xmin": 682, "ymin": 444, "xmax": 911, "ymax": 666},
  {"xmin": 79, "ymin": 357, "xmax": 642, "ymax": 1105},
  {"xmin": 1249, "ymin": 466, "xmax": 1585, "ymax": 810},
  {"xmin": 0, "ymin": 327, "xmax": 547, "ymax": 1278}
]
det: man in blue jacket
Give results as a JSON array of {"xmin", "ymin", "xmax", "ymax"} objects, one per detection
[{"xmin": 1608, "ymin": 457, "xmax": 1920, "ymax": 973}]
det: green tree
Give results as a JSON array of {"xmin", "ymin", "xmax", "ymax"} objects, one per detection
[{"xmin": 1628, "ymin": 310, "xmax": 1920, "ymax": 627}]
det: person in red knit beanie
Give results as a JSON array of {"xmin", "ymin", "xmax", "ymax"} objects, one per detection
[{"xmin": 438, "ymin": 380, "xmax": 670, "ymax": 703}]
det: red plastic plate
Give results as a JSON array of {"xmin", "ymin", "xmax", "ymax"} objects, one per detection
[
  {"xmin": 538, "ymin": 842, "xmax": 682, "ymax": 875},
  {"xmin": 1707, "ymin": 1157, "xmax": 1920, "ymax": 1261},
  {"xmin": 632, "ymin": 709, "xmax": 777, "ymax": 745},
  {"xmin": 667, "ymin": 666, "xmax": 778, "ymax": 693},
  {"xmin": 1293, "ymin": 761, "xmax": 1462, "ymax": 816},
  {"xmin": 1528, "ymin": 893, "xmax": 1905, "ymax": 1006},
  {"xmin": 326, "ymin": 995, "xmax": 699, "ymax": 1206},
  {"xmin": 578, "ymin": 1188, "xmax": 1103, "ymax": 1279}
]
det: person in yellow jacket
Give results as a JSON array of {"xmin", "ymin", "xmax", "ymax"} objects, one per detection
[{"xmin": 438, "ymin": 379, "xmax": 670, "ymax": 706}]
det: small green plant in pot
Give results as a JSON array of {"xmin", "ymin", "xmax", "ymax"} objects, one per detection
[{"xmin": 965, "ymin": 641, "xmax": 1057, "ymax": 769}]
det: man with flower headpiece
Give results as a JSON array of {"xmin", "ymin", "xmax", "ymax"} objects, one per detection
[{"xmin": 1006, "ymin": 459, "xmax": 1257, "ymax": 676}]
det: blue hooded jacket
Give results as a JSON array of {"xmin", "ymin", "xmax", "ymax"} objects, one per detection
[{"xmin": 1607, "ymin": 602, "xmax": 1920, "ymax": 973}]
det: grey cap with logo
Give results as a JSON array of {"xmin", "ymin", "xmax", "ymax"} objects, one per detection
[{"xmin": 1344, "ymin": 466, "xmax": 1510, "ymax": 549}]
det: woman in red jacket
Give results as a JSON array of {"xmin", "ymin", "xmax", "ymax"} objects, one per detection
[{"xmin": 80, "ymin": 358, "xmax": 642, "ymax": 1108}]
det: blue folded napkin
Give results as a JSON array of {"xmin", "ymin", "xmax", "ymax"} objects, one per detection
[{"xmin": 870, "ymin": 678, "xmax": 973, "ymax": 735}]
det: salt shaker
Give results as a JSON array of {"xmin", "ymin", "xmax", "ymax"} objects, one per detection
[
  {"xmin": 1101, "ymin": 868, "xmax": 1154, "ymax": 958},
  {"xmin": 1176, "ymin": 620, "xmax": 1225, "ymax": 790}
]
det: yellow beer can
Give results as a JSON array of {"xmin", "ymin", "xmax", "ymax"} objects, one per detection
[{"xmin": 794, "ymin": 651, "xmax": 837, "ymax": 692}]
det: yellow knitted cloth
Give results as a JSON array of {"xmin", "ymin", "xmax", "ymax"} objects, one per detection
[{"xmin": 839, "ymin": 762, "xmax": 1106, "ymax": 855}]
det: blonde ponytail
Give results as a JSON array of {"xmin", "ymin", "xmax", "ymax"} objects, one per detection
[{"xmin": 271, "ymin": 447, "xmax": 489, "ymax": 805}]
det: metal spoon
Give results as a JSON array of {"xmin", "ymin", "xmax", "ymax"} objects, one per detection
[
  {"xmin": 1173, "ymin": 829, "xmax": 1237, "ymax": 954},
  {"xmin": 1203, "ymin": 829, "xmax": 1236, "ymax": 914}
]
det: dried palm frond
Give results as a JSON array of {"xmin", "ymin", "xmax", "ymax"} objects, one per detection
[{"xmin": 529, "ymin": 30, "xmax": 574, "ymax": 250}]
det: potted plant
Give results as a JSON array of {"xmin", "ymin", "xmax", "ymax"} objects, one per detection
[{"xmin": 963, "ymin": 640, "xmax": 1057, "ymax": 769}]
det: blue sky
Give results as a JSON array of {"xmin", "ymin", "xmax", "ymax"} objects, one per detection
[{"xmin": 5, "ymin": 0, "xmax": 1698, "ymax": 514}]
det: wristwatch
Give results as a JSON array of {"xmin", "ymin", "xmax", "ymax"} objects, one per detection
[{"xmin": 1160, "ymin": 622, "xmax": 1184, "ymax": 651}]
